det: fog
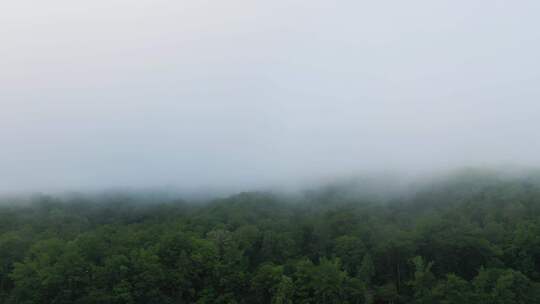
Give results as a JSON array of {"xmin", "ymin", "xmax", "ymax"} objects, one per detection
[{"xmin": 1, "ymin": 0, "xmax": 540, "ymax": 194}]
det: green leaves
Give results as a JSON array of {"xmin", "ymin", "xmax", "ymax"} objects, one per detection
[{"xmin": 3, "ymin": 175, "xmax": 540, "ymax": 303}]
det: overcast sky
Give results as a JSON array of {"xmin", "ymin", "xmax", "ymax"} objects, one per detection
[{"xmin": 1, "ymin": 0, "xmax": 540, "ymax": 194}]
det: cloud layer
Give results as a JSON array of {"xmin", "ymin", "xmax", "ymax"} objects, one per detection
[{"xmin": 2, "ymin": 0, "xmax": 540, "ymax": 193}]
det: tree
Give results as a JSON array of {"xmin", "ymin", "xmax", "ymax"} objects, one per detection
[
  {"xmin": 432, "ymin": 274, "xmax": 475, "ymax": 304},
  {"xmin": 251, "ymin": 263, "xmax": 284, "ymax": 303},
  {"xmin": 272, "ymin": 275, "xmax": 294, "ymax": 304},
  {"xmin": 334, "ymin": 235, "xmax": 365, "ymax": 276},
  {"xmin": 408, "ymin": 256, "xmax": 435, "ymax": 304},
  {"xmin": 473, "ymin": 268, "xmax": 540, "ymax": 304}
]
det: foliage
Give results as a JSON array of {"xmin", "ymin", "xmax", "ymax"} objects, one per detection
[{"xmin": 1, "ymin": 170, "xmax": 540, "ymax": 303}]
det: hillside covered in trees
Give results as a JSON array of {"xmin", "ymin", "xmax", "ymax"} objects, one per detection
[{"xmin": 2, "ymin": 169, "xmax": 540, "ymax": 303}]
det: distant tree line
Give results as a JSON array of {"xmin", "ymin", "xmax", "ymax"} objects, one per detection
[{"xmin": 1, "ymin": 169, "xmax": 540, "ymax": 303}]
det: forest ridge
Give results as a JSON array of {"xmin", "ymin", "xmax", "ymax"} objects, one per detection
[{"xmin": 1, "ymin": 169, "xmax": 540, "ymax": 303}]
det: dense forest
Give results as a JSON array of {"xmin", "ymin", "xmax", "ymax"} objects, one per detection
[{"xmin": 2, "ymin": 169, "xmax": 540, "ymax": 303}]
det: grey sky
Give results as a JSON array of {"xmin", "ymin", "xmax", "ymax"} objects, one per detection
[{"xmin": 1, "ymin": 0, "xmax": 540, "ymax": 193}]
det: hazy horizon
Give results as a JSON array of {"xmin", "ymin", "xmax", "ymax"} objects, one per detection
[{"xmin": 2, "ymin": 1, "xmax": 540, "ymax": 194}]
